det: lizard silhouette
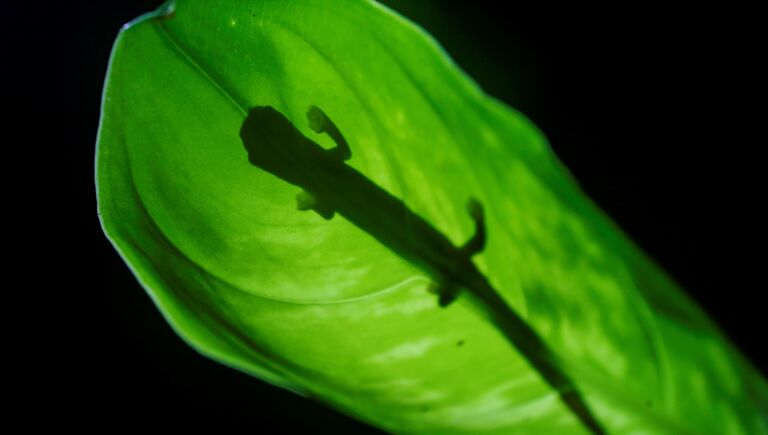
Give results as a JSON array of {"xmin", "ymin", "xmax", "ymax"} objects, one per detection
[{"xmin": 240, "ymin": 105, "xmax": 605, "ymax": 434}]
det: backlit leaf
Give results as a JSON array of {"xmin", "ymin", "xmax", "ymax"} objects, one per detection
[{"xmin": 96, "ymin": 1, "xmax": 768, "ymax": 433}]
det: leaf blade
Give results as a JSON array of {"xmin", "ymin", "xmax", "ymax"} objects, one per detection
[{"xmin": 97, "ymin": 1, "xmax": 768, "ymax": 433}]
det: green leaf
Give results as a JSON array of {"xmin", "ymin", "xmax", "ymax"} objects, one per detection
[{"xmin": 96, "ymin": 0, "xmax": 768, "ymax": 433}]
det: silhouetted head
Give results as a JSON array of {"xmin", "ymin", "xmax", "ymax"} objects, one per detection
[{"xmin": 240, "ymin": 106, "xmax": 303, "ymax": 166}]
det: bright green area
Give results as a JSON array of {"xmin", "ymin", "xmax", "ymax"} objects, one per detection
[{"xmin": 96, "ymin": 1, "xmax": 768, "ymax": 433}]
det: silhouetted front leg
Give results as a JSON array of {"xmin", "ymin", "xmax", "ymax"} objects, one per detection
[
  {"xmin": 306, "ymin": 105, "xmax": 352, "ymax": 161},
  {"xmin": 296, "ymin": 190, "xmax": 335, "ymax": 220}
]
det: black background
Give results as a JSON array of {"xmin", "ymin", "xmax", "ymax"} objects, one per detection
[{"xmin": 13, "ymin": 1, "xmax": 764, "ymax": 432}]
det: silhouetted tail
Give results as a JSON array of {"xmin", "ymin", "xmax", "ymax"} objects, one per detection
[{"xmin": 470, "ymin": 280, "xmax": 606, "ymax": 435}]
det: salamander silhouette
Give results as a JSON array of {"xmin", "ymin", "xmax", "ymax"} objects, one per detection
[{"xmin": 240, "ymin": 105, "xmax": 605, "ymax": 434}]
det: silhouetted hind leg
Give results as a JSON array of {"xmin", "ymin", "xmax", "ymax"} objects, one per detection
[
  {"xmin": 428, "ymin": 281, "xmax": 460, "ymax": 307},
  {"xmin": 306, "ymin": 105, "xmax": 352, "ymax": 161},
  {"xmin": 460, "ymin": 198, "xmax": 486, "ymax": 257}
]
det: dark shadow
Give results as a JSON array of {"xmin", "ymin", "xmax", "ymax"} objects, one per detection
[{"xmin": 240, "ymin": 105, "xmax": 605, "ymax": 434}]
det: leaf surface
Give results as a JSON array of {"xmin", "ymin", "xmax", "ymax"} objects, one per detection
[{"xmin": 96, "ymin": 1, "xmax": 768, "ymax": 433}]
